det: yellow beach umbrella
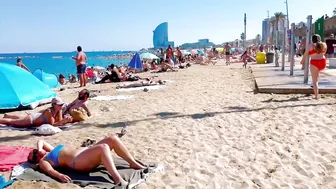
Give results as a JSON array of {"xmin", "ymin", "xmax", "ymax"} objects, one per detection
[{"xmin": 216, "ymin": 48, "xmax": 224, "ymax": 53}]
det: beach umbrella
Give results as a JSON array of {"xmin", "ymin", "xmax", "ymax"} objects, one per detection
[
  {"xmin": 128, "ymin": 53, "xmax": 143, "ymax": 70},
  {"xmin": 197, "ymin": 49, "xmax": 204, "ymax": 55},
  {"xmin": 191, "ymin": 49, "xmax": 198, "ymax": 55},
  {"xmin": 216, "ymin": 48, "xmax": 224, "ymax": 53},
  {"xmin": 93, "ymin": 66, "xmax": 105, "ymax": 70},
  {"xmin": 182, "ymin": 50, "xmax": 191, "ymax": 56},
  {"xmin": 0, "ymin": 63, "xmax": 56, "ymax": 109},
  {"xmin": 139, "ymin": 52, "xmax": 158, "ymax": 60}
]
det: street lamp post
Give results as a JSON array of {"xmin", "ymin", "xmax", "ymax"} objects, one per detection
[{"xmin": 285, "ymin": 0, "xmax": 291, "ymax": 61}]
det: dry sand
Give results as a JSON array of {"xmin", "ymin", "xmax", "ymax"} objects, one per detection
[{"xmin": 1, "ymin": 60, "xmax": 336, "ymax": 189}]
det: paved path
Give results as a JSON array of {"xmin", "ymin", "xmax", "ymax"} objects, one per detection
[{"xmin": 251, "ymin": 57, "xmax": 336, "ymax": 94}]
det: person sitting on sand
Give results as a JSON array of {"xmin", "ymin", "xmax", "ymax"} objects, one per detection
[
  {"xmin": 27, "ymin": 136, "xmax": 146, "ymax": 186},
  {"xmin": 0, "ymin": 98, "xmax": 72, "ymax": 127},
  {"xmin": 116, "ymin": 78, "xmax": 165, "ymax": 89},
  {"xmin": 159, "ymin": 60, "xmax": 177, "ymax": 72},
  {"xmin": 95, "ymin": 64, "xmax": 126, "ymax": 84},
  {"xmin": 69, "ymin": 74, "xmax": 77, "ymax": 83},
  {"xmin": 59, "ymin": 74, "xmax": 66, "ymax": 85},
  {"xmin": 63, "ymin": 89, "xmax": 92, "ymax": 117}
]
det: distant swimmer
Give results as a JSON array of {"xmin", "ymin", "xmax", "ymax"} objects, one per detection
[
  {"xmin": 16, "ymin": 58, "xmax": 30, "ymax": 72},
  {"xmin": 72, "ymin": 46, "xmax": 87, "ymax": 87}
]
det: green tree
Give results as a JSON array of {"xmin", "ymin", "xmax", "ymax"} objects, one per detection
[
  {"xmin": 333, "ymin": 7, "xmax": 336, "ymax": 16},
  {"xmin": 240, "ymin": 32, "xmax": 245, "ymax": 41},
  {"xmin": 255, "ymin": 34, "xmax": 261, "ymax": 45}
]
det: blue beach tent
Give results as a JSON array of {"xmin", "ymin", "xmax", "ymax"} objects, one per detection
[
  {"xmin": 0, "ymin": 63, "xmax": 56, "ymax": 109},
  {"xmin": 128, "ymin": 53, "xmax": 143, "ymax": 70},
  {"xmin": 33, "ymin": 69, "xmax": 60, "ymax": 88}
]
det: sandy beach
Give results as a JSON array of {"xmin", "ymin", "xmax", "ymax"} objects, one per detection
[{"xmin": 1, "ymin": 60, "xmax": 336, "ymax": 189}]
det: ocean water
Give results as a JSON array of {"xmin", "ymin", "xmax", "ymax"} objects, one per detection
[{"xmin": 0, "ymin": 51, "xmax": 134, "ymax": 76}]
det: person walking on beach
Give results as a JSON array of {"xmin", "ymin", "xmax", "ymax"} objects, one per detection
[
  {"xmin": 72, "ymin": 46, "xmax": 87, "ymax": 87},
  {"xmin": 300, "ymin": 34, "xmax": 327, "ymax": 99},
  {"xmin": 16, "ymin": 58, "xmax": 30, "ymax": 72},
  {"xmin": 326, "ymin": 34, "xmax": 336, "ymax": 58},
  {"xmin": 224, "ymin": 43, "xmax": 231, "ymax": 65}
]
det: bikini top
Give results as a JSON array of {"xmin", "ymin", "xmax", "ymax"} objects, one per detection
[
  {"xmin": 45, "ymin": 145, "xmax": 64, "ymax": 167},
  {"xmin": 308, "ymin": 49, "xmax": 317, "ymax": 55}
]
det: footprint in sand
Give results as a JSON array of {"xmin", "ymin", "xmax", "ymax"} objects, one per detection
[{"xmin": 291, "ymin": 162, "xmax": 309, "ymax": 177}]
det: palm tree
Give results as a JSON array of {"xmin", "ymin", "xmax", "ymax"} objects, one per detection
[
  {"xmin": 274, "ymin": 12, "xmax": 286, "ymax": 44},
  {"xmin": 333, "ymin": 8, "xmax": 336, "ymax": 16},
  {"xmin": 269, "ymin": 16, "xmax": 276, "ymax": 45},
  {"xmin": 255, "ymin": 34, "xmax": 261, "ymax": 45}
]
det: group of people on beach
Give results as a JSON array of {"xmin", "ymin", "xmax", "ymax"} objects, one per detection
[{"xmin": 3, "ymin": 36, "xmax": 330, "ymax": 186}]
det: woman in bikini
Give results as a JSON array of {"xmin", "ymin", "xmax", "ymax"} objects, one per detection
[
  {"xmin": 300, "ymin": 34, "xmax": 327, "ymax": 99},
  {"xmin": 0, "ymin": 97, "xmax": 72, "ymax": 127},
  {"xmin": 27, "ymin": 136, "xmax": 146, "ymax": 186}
]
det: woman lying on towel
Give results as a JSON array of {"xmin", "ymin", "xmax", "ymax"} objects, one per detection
[
  {"xmin": 0, "ymin": 97, "xmax": 72, "ymax": 128},
  {"xmin": 116, "ymin": 78, "xmax": 166, "ymax": 89},
  {"xmin": 27, "ymin": 136, "xmax": 146, "ymax": 186}
]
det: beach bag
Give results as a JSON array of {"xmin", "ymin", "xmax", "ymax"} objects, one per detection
[{"xmin": 70, "ymin": 108, "xmax": 88, "ymax": 122}]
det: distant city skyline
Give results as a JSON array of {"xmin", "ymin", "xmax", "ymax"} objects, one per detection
[{"xmin": 0, "ymin": 0, "xmax": 334, "ymax": 53}]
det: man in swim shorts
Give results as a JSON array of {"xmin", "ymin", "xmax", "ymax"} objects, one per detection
[
  {"xmin": 72, "ymin": 46, "xmax": 87, "ymax": 87},
  {"xmin": 224, "ymin": 43, "xmax": 231, "ymax": 65}
]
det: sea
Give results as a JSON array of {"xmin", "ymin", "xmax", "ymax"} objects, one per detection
[{"xmin": 0, "ymin": 51, "xmax": 134, "ymax": 76}]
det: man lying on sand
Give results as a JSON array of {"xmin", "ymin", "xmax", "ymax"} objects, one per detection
[
  {"xmin": 0, "ymin": 98, "xmax": 72, "ymax": 127},
  {"xmin": 63, "ymin": 89, "xmax": 92, "ymax": 117},
  {"xmin": 116, "ymin": 78, "xmax": 166, "ymax": 89},
  {"xmin": 27, "ymin": 136, "xmax": 146, "ymax": 186}
]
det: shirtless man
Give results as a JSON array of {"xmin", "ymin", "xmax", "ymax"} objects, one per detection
[
  {"xmin": 63, "ymin": 89, "xmax": 92, "ymax": 117},
  {"xmin": 16, "ymin": 58, "xmax": 30, "ymax": 72},
  {"xmin": 72, "ymin": 46, "xmax": 87, "ymax": 87},
  {"xmin": 224, "ymin": 43, "xmax": 231, "ymax": 65}
]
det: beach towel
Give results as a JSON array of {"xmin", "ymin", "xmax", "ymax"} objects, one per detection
[
  {"xmin": 0, "ymin": 146, "xmax": 32, "ymax": 172},
  {"xmin": 117, "ymin": 85, "xmax": 164, "ymax": 92},
  {"xmin": 90, "ymin": 95, "xmax": 133, "ymax": 101},
  {"xmin": 16, "ymin": 156, "xmax": 164, "ymax": 189}
]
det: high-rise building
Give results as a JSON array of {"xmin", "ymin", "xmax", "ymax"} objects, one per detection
[
  {"xmin": 262, "ymin": 19, "xmax": 270, "ymax": 44},
  {"xmin": 153, "ymin": 22, "xmax": 174, "ymax": 49}
]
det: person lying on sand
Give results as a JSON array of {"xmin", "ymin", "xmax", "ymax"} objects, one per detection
[
  {"xmin": 116, "ymin": 78, "xmax": 165, "ymax": 89},
  {"xmin": 195, "ymin": 55, "xmax": 216, "ymax": 65},
  {"xmin": 0, "ymin": 98, "xmax": 72, "ymax": 128},
  {"xmin": 63, "ymin": 89, "xmax": 92, "ymax": 117},
  {"xmin": 27, "ymin": 136, "xmax": 146, "ymax": 186}
]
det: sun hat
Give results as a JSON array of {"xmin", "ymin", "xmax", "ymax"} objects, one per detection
[{"xmin": 51, "ymin": 97, "xmax": 64, "ymax": 105}]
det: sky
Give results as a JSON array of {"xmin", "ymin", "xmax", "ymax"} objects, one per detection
[{"xmin": 0, "ymin": 0, "xmax": 334, "ymax": 53}]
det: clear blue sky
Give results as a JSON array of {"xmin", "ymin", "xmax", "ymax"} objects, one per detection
[{"xmin": 0, "ymin": 0, "xmax": 334, "ymax": 53}]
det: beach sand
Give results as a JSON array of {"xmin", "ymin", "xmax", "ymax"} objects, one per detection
[{"xmin": 1, "ymin": 60, "xmax": 336, "ymax": 189}]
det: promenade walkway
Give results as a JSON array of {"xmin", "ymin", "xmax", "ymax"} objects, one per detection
[{"xmin": 251, "ymin": 57, "xmax": 336, "ymax": 94}]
